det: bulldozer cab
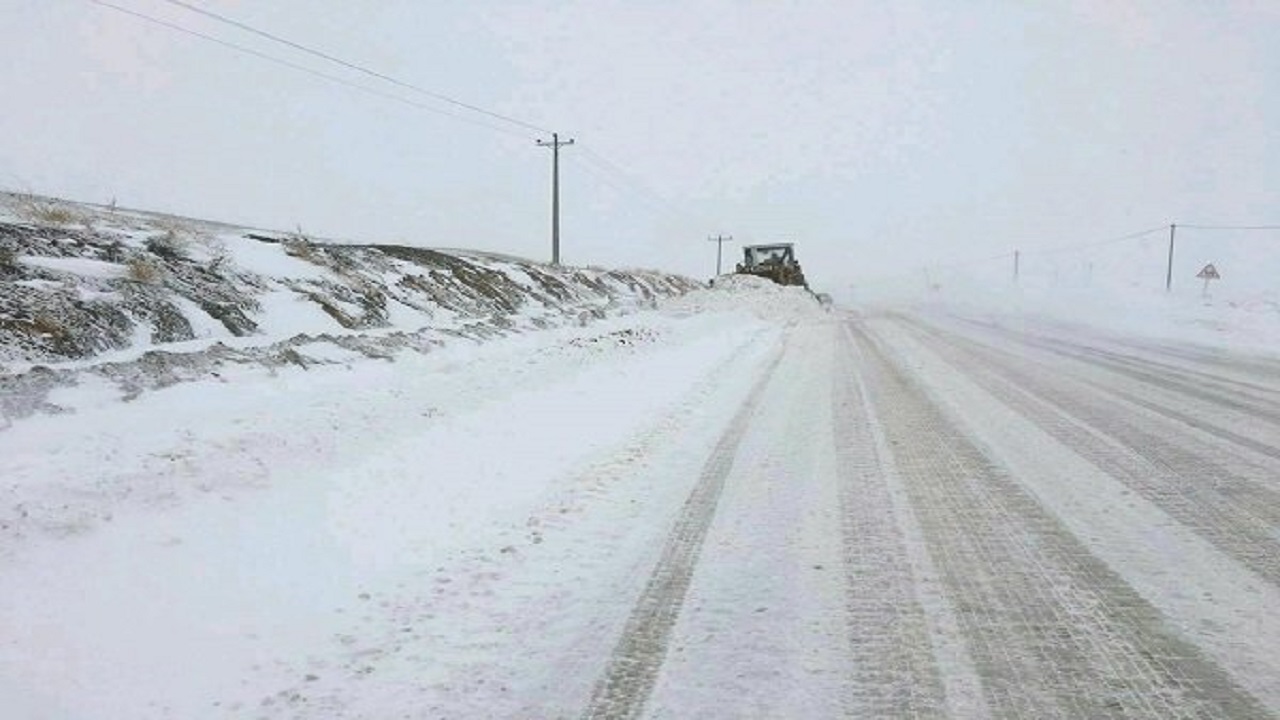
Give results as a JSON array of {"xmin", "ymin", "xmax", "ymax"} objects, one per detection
[{"xmin": 741, "ymin": 244, "xmax": 795, "ymax": 268}]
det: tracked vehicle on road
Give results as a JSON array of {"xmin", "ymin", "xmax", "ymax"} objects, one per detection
[{"xmin": 735, "ymin": 243, "xmax": 808, "ymax": 288}]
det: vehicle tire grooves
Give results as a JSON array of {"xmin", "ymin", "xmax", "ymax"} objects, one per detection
[
  {"xmin": 579, "ymin": 346, "xmax": 785, "ymax": 720},
  {"xmin": 961, "ymin": 319, "xmax": 1280, "ymax": 425},
  {"xmin": 946, "ymin": 314, "xmax": 1280, "ymax": 395},
  {"xmin": 1077, "ymin": 377, "xmax": 1280, "ymax": 464},
  {"xmin": 899, "ymin": 319, "xmax": 1280, "ymax": 585},
  {"xmin": 905, "ymin": 315, "xmax": 1280, "ymax": 464},
  {"xmin": 849, "ymin": 321, "xmax": 1269, "ymax": 719},
  {"xmin": 1052, "ymin": 345, "xmax": 1280, "ymax": 426},
  {"xmin": 1128, "ymin": 344, "xmax": 1280, "ymax": 385},
  {"xmin": 831, "ymin": 328, "xmax": 949, "ymax": 717},
  {"xmin": 1074, "ymin": 345, "xmax": 1280, "ymax": 403}
]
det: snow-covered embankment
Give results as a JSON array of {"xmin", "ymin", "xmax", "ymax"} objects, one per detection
[{"xmin": 0, "ymin": 228, "xmax": 823, "ymax": 718}]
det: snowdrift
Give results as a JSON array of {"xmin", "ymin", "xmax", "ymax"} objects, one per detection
[{"xmin": 663, "ymin": 273, "xmax": 825, "ymax": 323}]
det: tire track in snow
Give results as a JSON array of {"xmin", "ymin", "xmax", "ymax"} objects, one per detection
[
  {"xmin": 849, "ymin": 321, "xmax": 1269, "ymax": 719},
  {"xmin": 957, "ymin": 318, "xmax": 1280, "ymax": 429},
  {"xmin": 925, "ymin": 316, "xmax": 1280, "ymax": 465},
  {"xmin": 946, "ymin": 314, "xmax": 1280, "ymax": 393},
  {"xmin": 579, "ymin": 342, "xmax": 786, "ymax": 720},
  {"xmin": 830, "ymin": 326, "xmax": 969, "ymax": 718},
  {"xmin": 638, "ymin": 322, "xmax": 851, "ymax": 718},
  {"xmin": 899, "ymin": 318, "xmax": 1280, "ymax": 585},
  {"xmin": 1072, "ymin": 344, "xmax": 1280, "ymax": 404},
  {"xmin": 1120, "ymin": 341, "xmax": 1280, "ymax": 388},
  {"xmin": 1091, "ymin": 384, "xmax": 1280, "ymax": 464},
  {"xmin": 1039, "ymin": 344, "xmax": 1280, "ymax": 437}
]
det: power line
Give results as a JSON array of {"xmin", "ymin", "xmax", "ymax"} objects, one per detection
[
  {"xmin": 567, "ymin": 156, "xmax": 627, "ymax": 196},
  {"xmin": 1177, "ymin": 224, "xmax": 1280, "ymax": 231},
  {"xmin": 569, "ymin": 157, "xmax": 666, "ymax": 215},
  {"xmin": 852, "ymin": 223, "xmax": 1171, "ymax": 288},
  {"xmin": 578, "ymin": 147, "xmax": 674, "ymax": 208},
  {"xmin": 94, "ymin": 1, "xmax": 712, "ymax": 242},
  {"xmin": 575, "ymin": 146, "xmax": 706, "ymax": 227},
  {"xmin": 930, "ymin": 250, "xmax": 1016, "ymax": 273},
  {"xmin": 568, "ymin": 156, "xmax": 692, "ymax": 225},
  {"xmin": 87, "ymin": 0, "xmax": 533, "ymax": 139},
  {"xmin": 1023, "ymin": 224, "xmax": 1168, "ymax": 257},
  {"xmin": 154, "ymin": 0, "xmax": 551, "ymax": 134}
]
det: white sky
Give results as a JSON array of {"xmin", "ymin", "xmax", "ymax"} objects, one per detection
[{"xmin": 2, "ymin": 1, "xmax": 1277, "ymax": 291}]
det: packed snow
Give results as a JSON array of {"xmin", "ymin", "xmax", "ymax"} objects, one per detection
[{"xmin": 0, "ymin": 272, "xmax": 824, "ymax": 718}]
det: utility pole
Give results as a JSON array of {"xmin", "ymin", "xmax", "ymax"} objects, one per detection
[
  {"xmin": 1165, "ymin": 223, "xmax": 1176, "ymax": 292},
  {"xmin": 1013, "ymin": 250, "xmax": 1020, "ymax": 284},
  {"xmin": 536, "ymin": 132, "xmax": 575, "ymax": 265},
  {"xmin": 708, "ymin": 234, "xmax": 734, "ymax": 278}
]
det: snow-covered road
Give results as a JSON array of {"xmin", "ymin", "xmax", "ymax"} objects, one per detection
[
  {"xmin": 842, "ymin": 316, "xmax": 1278, "ymax": 718},
  {"xmin": 589, "ymin": 313, "xmax": 1279, "ymax": 719},
  {"xmin": 3, "ymin": 301, "xmax": 1279, "ymax": 718}
]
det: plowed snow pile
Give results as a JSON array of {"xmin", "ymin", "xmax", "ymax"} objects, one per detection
[{"xmin": 662, "ymin": 274, "xmax": 822, "ymax": 322}]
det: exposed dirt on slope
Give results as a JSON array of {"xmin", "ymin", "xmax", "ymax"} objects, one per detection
[{"xmin": 0, "ymin": 193, "xmax": 700, "ymax": 424}]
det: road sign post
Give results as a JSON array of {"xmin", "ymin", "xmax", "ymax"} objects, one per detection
[{"xmin": 1196, "ymin": 263, "xmax": 1220, "ymax": 296}]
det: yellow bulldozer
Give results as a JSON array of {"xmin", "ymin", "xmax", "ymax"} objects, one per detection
[{"xmin": 735, "ymin": 243, "xmax": 808, "ymax": 288}]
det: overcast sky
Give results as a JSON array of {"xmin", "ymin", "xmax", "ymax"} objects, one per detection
[{"xmin": 2, "ymin": 1, "xmax": 1277, "ymax": 291}]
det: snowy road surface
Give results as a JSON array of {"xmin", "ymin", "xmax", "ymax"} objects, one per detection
[{"xmin": 2, "ymin": 303, "xmax": 1279, "ymax": 718}]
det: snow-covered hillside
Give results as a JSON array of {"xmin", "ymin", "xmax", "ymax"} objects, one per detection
[
  {"xmin": 0, "ymin": 231, "xmax": 822, "ymax": 718},
  {"xmin": 0, "ymin": 192, "xmax": 700, "ymax": 424}
]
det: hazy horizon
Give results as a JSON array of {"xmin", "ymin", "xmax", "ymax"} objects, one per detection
[{"xmin": 3, "ymin": 1, "xmax": 1277, "ymax": 294}]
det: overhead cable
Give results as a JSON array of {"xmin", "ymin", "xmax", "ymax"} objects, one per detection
[
  {"xmin": 88, "ymin": 0, "xmax": 533, "ymax": 139},
  {"xmin": 1177, "ymin": 224, "xmax": 1280, "ymax": 231},
  {"xmin": 1024, "ymin": 224, "xmax": 1169, "ymax": 257},
  {"xmin": 155, "ymin": 0, "xmax": 551, "ymax": 134},
  {"xmin": 576, "ymin": 145, "xmax": 706, "ymax": 226}
]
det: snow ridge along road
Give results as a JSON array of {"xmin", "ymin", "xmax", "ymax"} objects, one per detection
[
  {"xmin": 641, "ymin": 320, "xmax": 858, "ymax": 718},
  {"xmin": 581, "ymin": 336, "xmax": 785, "ymax": 719}
]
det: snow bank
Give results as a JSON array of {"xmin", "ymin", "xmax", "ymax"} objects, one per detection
[{"xmin": 662, "ymin": 274, "xmax": 823, "ymax": 323}]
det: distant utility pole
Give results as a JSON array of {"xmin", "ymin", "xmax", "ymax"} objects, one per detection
[
  {"xmin": 1013, "ymin": 249, "xmax": 1020, "ymax": 284},
  {"xmin": 536, "ymin": 132, "xmax": 575, "ymax": 265},
  {"xmin": 1165, "ymin": 223, "xmax": 1177, "ymax": 292},
  {"xmin": 708, "ymin": 234, "xmax": 734, "ymax": 277}
]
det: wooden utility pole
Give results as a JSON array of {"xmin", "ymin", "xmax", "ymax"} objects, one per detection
[
  {"xmin": 1013, "ymin": 250, "xmax": 1020, "ymax": 284},
  {"xmin": 708, "ymin": 234, "xmax": 734, "ymax": 278},
  {"xmin": 536, "ymin": 132, "xmax": 575, "ymax": 265},
  {"xmin": 1165, "ymin": 223, "xmax": 1176, "ymax": 292}
]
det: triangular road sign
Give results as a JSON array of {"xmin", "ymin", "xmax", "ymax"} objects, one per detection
[{"xmin": 1196, "ymin": 263, "xmax": 1220, "ymax": 280}]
